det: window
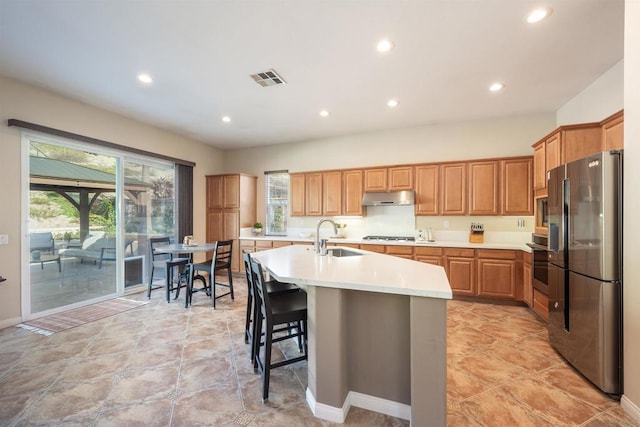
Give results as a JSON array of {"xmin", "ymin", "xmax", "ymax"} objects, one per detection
[{"xmin": 265, "ymin": 171, "xmax": 289, "ymax": 235}]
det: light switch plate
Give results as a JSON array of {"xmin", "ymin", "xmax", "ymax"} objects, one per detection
[{"xmin": 0, "ymin": 235, "xmax": 8, "ymax": 245}]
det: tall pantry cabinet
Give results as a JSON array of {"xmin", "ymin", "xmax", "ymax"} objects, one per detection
[{"xmin": 206, "ymin": 174, "xmax": 256, "ymax": 272}]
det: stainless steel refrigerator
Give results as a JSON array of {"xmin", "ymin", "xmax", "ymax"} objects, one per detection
[{"xmin": 547, "ymin": 150, "xmax": 623, "ymax": 396}]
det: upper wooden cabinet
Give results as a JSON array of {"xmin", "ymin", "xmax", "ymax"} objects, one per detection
[
  {"xmin": 363, "ymin": 168, "xmax": 387, "ymax": 192},
  {"xmin": 440, "ymin": 163, "xmax": 466, "ymax": 215},
  {"xmin": 364, "ymin": 166, "xmax": 413, "ymax": 191},
  {"xmin": 305, "ymin": 172, "xmax": 323, "ymax": 216},
  {"xmin": 322, "ymin": 171, "xmax": 342, "ymax": 216},
  {"xmin": 602, "ymin": 110, "xmax": 624, "ymax": 151},
  {"xmin": 290, "ymin": 173, "xmax": 306, "ymax": 216},
  {"xmin": 415, "ymin": 165, "xmax": 439, "ymax": 215},
  {"xmin": 546, "ymin": 131, "xmax": 563, "ymax": 171},
  {"xmin": 501, "ymin": 157, "xmax": 533, "ymax": 215},
  {"xmin": 562, "ymin": 125, "xmax": 602, "ymax": 164},
  {"xmin": 468, "ymin": 161, "xmax": 500, "ymax": 215},
  {"xmin": 343, "ymin": 169, "xmax": 365, "ymax": 216},
  {"xmin": 533, "ymin": 141, "xmax": 546, "ymax": 192},
  {"xmin": 206, "ymin": 174, "xmax": 244, "ymax": 209}
]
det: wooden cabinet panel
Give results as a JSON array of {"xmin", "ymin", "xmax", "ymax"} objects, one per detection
[
  {"xmin": 389, "ymin": 166, "xmax": 413, "ymax": 190},
  {"xmin": 271, "ymin": 241, "xmax": 291, "ymax": 248},
  {"xmin": 443, "ymin": 248, "xmax": 474, "ymax": 258},
  {"xmin": 223, "ymin": 175, "xmax": 240, "ymax": 209},
  {"xmin": 446, "ymin": 257, "xmax": 475, "ymax": 296},
  {"xmin": 343, "ymin": 170, "xmax": 364, "ymax": 216},
  {"xmin": 360, "ymin": 244, "xmax": 385, "ymax": 254},
  {"xmin": 563, "ymin": 126, "xmax": 602, "ymax": 164},
  {"xmin": 415, "ymin": 247, "xmax": 443, "ymax": 257},
  {"xmin": 546, "ymin": 132, "xmax": 562, "ymax": 172},
  {"xmin": 415, "ymin": 255, "xmax": 442, "ymax": 266},
  {"xmin": 523, "ymin": 252, "xmax": 532, "ymax": 307},
  {"xmin": 206, "ymin": 175, "xmax": 223, "ymax": 209},
  {"xmin": 602, "ymin": 111, "xmax": 624, "ymax": 151},
  {"xmin": 323, "ymin": 171, "xmax": 342, "ymax": 215},
  {"xmin": 441, "ymin": 163, "xmax": 466, "ymax": 215},
  {"xmin": 335, "ymin": 243, "xmax": 360, "ymax": 249},
  {"xmin": 468, "ymin": 161, "xmax": 500, "ymax": 215},
  {"xmin": 501, "ymin": 158, "xmax": 533, "ymax": 215},
  {"xmin": 415, "ymin": 165, "xmax": 439, "ymax": 215},
  {"xmin": 290, "ymin": 173, "xmax": 306, "ymax": 217},
  {"xmin": 477, "ymin": 258, "xmax": 516, "ymax": 299},
  {"xmin": 533, "ymin": 289, "xmax": 549, "ymax": 320},
  {"xmin": 206, "ymin": 210, "xmax": 222, "ymax": 243},
  {"xmin": 476, "ymin": 249, "xmax": 517, "ymax": 260},
  {"xmin": 533, "ymin": 141, "xmax": 546, "ymax": 191},
  {"xmin": 386, "ymin": 246, "xmax": 414, "ymax": 256},
  {"xmin": 364, "ymin": 168, "xmax": 387, "ymax": 192},
  {"xmin": 305, "ymin": 172, "xmax": 323, "ymax": 216}
]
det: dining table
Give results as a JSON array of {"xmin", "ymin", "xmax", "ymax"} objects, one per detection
[{"xmin": 155, "ymin": 242, "xmax": 217, "ymax": 307}]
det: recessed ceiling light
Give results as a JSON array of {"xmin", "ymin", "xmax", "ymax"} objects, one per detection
[
  {"xmin": 489, "ymin": 82, "xmax": 504, "ymax": 92},
  {"xmin": 526, "ymin": 7, "xmax": 552, "ymax": 24},
  {"xmin": 222, "ymin": 116, "xmax": 231, "ymax": 123},
  {"xmin": 376, "ymin": 39, "xmax": 394, "ymax": 53},
  {"xmin": 319, "ymin": 110, "xmax": 330, "ymax": 118},
  {"xmin": 387, "ymin": 99, "xmax": 399, "ymax": 108},
  {"xmin": 137, "ymin": 73, "xmax": 153, "ymax": 84}
]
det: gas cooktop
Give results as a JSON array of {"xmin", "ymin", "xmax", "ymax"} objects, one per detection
[{"xmin": 362, "ymin": 236, "xmax": 416, "ymax": 242}]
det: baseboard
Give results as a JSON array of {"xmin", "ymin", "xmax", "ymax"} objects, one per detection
[
  {"xmin": 621, "ymin": 395, "xmax": 640, "ymax": 422},
  {"xmin": 0, "ymin": 316, "xmax": 22, "ymax": 330},
  {"xmin": 306, "ymin": 388, "xmax": 411, "ymax": 423}
]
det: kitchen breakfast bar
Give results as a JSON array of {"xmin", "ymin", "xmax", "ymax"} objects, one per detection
[{"xmin": 251, "ymin": 245, "xmax": 452, "ymax": 426}]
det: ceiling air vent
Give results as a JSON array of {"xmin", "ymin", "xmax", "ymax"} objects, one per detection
[{"xmin": 250, "ymin": 69, "xmax": 286, "ymax": 87}]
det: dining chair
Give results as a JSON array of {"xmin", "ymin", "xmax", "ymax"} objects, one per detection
[
  {"xmin": 242, "ymin": 251, "xmax": 299, "ymax": 361},
  {"xmin": 148, "ymin": 237, "xmax": 190, "ymax": 302},
  {"xmin": 249, "ymin": 257, "xmax": 308, "ymax": 402},
  {"xmin": 192, "ymin": 240, "xmax": 234, "ymax": 308}
]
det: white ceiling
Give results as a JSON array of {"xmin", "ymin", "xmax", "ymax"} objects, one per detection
[{"xmin": 0, "ymin": 1, "xmax": 624, "ymax": 150}]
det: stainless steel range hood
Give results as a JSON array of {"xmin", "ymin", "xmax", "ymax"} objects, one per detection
[{"xmin": 361, "ymin": 190, "xmax": 415, "ymax": 206}]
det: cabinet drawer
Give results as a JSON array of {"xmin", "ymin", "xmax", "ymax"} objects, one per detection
[
  {"xmin": 415, "ymin": 246, "xmax": 443, "ymax": 256},
  {"xmin": 533, "ymin": 289, "xmax": 549, "ymax": 321},
  {"xmin": 272, "ymin": 241, "xmax": 292, "ymax": 248},
  {"xmin": 386, "ymin": 245, "xmax": 414, "ymax": 255},
  {"xmin": 476, "ymin": 249, "xmax": 517, "ymax": 260},
  {"xmin": 335, "ymin": 243, "xmax": 360, "ymax": 249},
  {"xmin": 443, "ymin": 248, "xmax": 475, "ymax": 258},
  {"xmin": 360, "ymin": 244, "xmax": 385, "ymax": 253},
  {"xmin": 255, "ymin": 240, "xmax": 273, "ymax": 248}
]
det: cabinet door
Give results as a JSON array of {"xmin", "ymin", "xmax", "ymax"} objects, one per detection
[
  {"xmin": 206, "ymin": 176, "xmax": 223, "ymax": 209},
  {"xmin": 477, "ymin": 258, "xmax": 516, "ymax": 299},
  {"xmin": 415, "ymin": 255, "xmax": 442, "ymax": 266},
  {"xmin": 533, "ymin": 141, "xmax": 546, "ymax": 191},
  {"xmin": 223, "ymin": 175, "xmax": 240, "ymax": 209},
  {"xmin": 364, "ymin": 168, "xmax": 387, "ymax": 192},
  {"xmin": 343, "ymin": 170, "xmax": 364, "ymax": 216},
  {"xmin": 445, "ymin": 256, "xmax": 475, "ymax": 296},
  {"xmin": 415, "ymin": 165, "xmax": 439, "ymax": 215},
  {"xmin": 223, "ymin": 210, "xmax": 240, "ymax": 272},
  {"xmin": 468, "ymin": 161, "xmax": 499, "ymax": 215},
  {"xmin": 602, "ymin": 112, "xmax": 624, "ymax": 151},
  {"xmin": 563, "ymin": 126, "xmax": 603, "ymax": 164},
  {"xmin": 440, "ymin": 163, "xmax": 466, "ymax": 215},
  {"xmin": 323, "ymin": 171, "xmax": 342, "ymax": 216},
  {"xmin": 206, "ymin": 210, "xmax": 223, "ymax": 243},
  {"xmin": 501, "ymin": 158, "xmax": 533, "ymax": 215},
  {"xmin": 546, "ymin": 132, "xmax": 562, "ymax": 172},
  {"xmin": 389, "ymin": 166, "xmax": 413, "ymax": 190},
  {"xmin": 290, "ymin": 173, "xmax": 306, "ymax": 216},
  {"xmin": 305, "ymin": 172, "xmax": 323, "ymax": 216}
]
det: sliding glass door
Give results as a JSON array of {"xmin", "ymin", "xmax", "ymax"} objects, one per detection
[{"xmin": 24, "ymin": 135, "xmax": 176, "ymax": 317}]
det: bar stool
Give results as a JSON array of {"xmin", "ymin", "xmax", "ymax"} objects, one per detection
[
  {"xmin": 250, "ymin": 258, "xmax": 308, "ymax": 402},
  {"xmin": 192, "ymin": 240, "xmax": 234, "ymax": 308},
  {"xmin": 242, "ymin": 252, "xmax": 299, "ymax": 359},
  {"xmin": 148, "ymin": 237, "xmax": 190, "ymax": 301}
]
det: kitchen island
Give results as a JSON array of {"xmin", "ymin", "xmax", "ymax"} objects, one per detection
[{"xmin": 252, "ymin": 245, "xmax": 452, "ymax": 426}]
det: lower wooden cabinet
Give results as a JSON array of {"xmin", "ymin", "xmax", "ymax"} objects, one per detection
[
  {"xmin": 477, "ymin": 250, "xmax": 517, "ymax": 299},
  {"xmin": 533, "ymin": 288, "xmax": 549, "ymax": 320},
  {"xmin": 443, "ymin": 248, "xmax": 476, "ymax": 296},
  {"xmin": 386, "ymin": 245, "xmax": 413, "ymax": 259},
  {"xmin": 523, "ymin": 252, "xmax": 533, "ymax": 307},
  {"xmin": 414, "ymin": 246, "xmax": 443, "ymax": 266}
]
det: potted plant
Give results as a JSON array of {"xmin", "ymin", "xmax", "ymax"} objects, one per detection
[
  {"xmin": 336, "ymin": 223, "xmax": 347, "ymax": 237},
  {"xmin": 252, "ymin": 222, "xmax": 263, "ymax": 235}
]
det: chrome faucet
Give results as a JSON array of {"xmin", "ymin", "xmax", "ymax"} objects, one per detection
[{"xmin": 315, "ymin": 218, "xmax": 338, "ymax": 255}]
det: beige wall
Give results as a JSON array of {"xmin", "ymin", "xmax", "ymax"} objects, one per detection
[
  {"xmin": 0, "ymin": 76, "xmax": 225, "ymax": 326},
  {"xmin": 623, "ymin": 0, "xmax": 640, "ymax": 416},
  {"xmin": 224, "ymin": 113, "xmax": 556, "ymax": 223}
]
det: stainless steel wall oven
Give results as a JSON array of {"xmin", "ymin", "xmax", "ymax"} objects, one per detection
[{"xmin": 527, "ymin": 234, "xmax": 549, "ymax": 294}]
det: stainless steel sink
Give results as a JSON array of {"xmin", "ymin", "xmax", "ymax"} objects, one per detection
[{"xmin": 329, "ymin": 248, "xmax": 363, "ymax": 257}]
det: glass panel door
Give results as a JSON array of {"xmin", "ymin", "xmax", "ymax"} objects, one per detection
[
  {"xmin": 123, "ymin": 159, "xmax": 176, "ymax": 290},
  {"xmin": 28, "ymin": 141, "xmax": 119, "ymax": 314}
]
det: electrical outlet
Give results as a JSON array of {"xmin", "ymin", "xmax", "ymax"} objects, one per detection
[
  {"xmin": 0, "ymin": 235, "xmax": 8, "ymax": 245},
  {"xmin": 443, "ymin": 221, "xmax": 450, "ymax": 229}
]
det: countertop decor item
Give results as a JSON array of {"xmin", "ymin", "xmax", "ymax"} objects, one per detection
[
  {"xmin": 469, "ymin": 223, "xmax": 484, "ymax": 243},
  {"xmin": 252, "ymin": 222, "xmax": 263, "ymax": 235}
]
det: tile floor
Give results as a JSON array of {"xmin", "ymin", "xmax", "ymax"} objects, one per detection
[{"xmin": 0, "ymin": 277, "xmax": 637, "ymax": 426}]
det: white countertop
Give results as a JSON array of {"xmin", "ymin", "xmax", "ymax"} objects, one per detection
[
  {"xmin": 251, "ymin": 244, "xmax": 453, "ymax": 300},
  {"xmin": 240, "ymin": 235, "xmax": 531, "ymax": 252}
]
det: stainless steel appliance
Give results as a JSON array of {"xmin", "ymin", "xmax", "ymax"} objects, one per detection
[
  {"xmin": 527, "ymin": 234, "xmax": 549, "ymax": 296},
  {"xmin": 547, "ymin": 150, "xmax": 623, "ymax": 395}
]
